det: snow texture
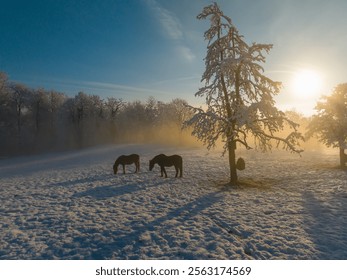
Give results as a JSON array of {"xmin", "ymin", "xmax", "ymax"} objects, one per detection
[{"xmin": 1, "ymin": 144, "xmax": 346, "ymax": 259}]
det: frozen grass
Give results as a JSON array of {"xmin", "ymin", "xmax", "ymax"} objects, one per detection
[{"xmin": 0, "ymin": 144, "xmax": 346, "ymax": 259}]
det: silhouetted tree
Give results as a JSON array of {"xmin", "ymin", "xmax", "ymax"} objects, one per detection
[
  {"xmin": 106, "ymin": 97, "xmax": 124, "ymax": 121},
  {"xmin": 31, "ymin": 88, "xmax": 49, "ymax": 136},
  {"xmin": 0, "ymin": 72, "xmax": 10, "ymax": 122},
  {"xmin": 307, "ymin": 83, "xmax": 347, "ymax": 167},
  {"xmin": 170, "ymin": 98, "xmax": 192, "ymax": 127},
  {"xmin": 185, "ymin": 3, "xmax": 303, "ymax": 185},
  {"xmin": 0, "ymin": 72, "xmax": 11, "ymax": 152},
  {"xmin": 8, "ymin": 83, "xmax": 32, "ymax": 150},
  {"xmin": 0, "ymin": 72, "xmax": 7, "ymax": 93},
  {"xmin": 145, "ymin": 96, "xmax": 159, "ymax": 125},
  {"xmin": 105, "ymin": 97, "xmax": 124, "ymax": 142}
]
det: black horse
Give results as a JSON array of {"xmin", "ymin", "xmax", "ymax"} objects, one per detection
[
  {"xmin": 113, "ymin": 154, "xmax": 140, "ymax": 174},
  {"xmin": 149, "ymin": 154, "xmax": 182, "ymax": 178}
]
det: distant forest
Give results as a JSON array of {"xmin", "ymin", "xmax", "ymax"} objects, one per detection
[{"xmin": 0, "ymin": 72, "xmax": 195, "ymax": 157}]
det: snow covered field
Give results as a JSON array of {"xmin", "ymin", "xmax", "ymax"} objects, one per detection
[{"xmin": 0, "ymin": 144, "xmax": 346, "ymax": 259}]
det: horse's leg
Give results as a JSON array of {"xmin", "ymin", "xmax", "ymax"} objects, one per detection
[
  {"xmin": 161, "ymin": 166, "xmax": 167, "ymax": 178},
  {"xmin": 122, "ymin": 164, "xmax": 125, "ymax": 174},
  {"xmin": 175, "ymin": 166, "xmax": 178, "ymax": 177},
  {"xmin": 137, "ymin": 160, "xmax": 140, "ymax": 172},
  {"xmin": 160, "ymin": 166, "xmax": 164, "ymax": 177},
  {"xmin": 179, "ymin": 164, "xmax": 182, "ymax": 177}
]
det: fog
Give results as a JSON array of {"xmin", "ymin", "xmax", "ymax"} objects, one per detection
[
  {"xmin": 0, "ymin": 76, "xmax": 201, "ymax": 157},
  {"xmin": 0, "ymin": 73, "xmax": 332, "ymax": 158}
]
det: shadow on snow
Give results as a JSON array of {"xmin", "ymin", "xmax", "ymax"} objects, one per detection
[
  {"xmin": 37, "ymin": 190, "xmax": 223, "ymax": 259},
  {"xmin": 303, "ymin": 191, "xmax": 347, "ymax": 259}
]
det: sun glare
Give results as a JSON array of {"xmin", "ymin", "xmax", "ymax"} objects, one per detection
[{"xmin": 291, "ymin": 69, "xmax": 322, "ymax": 98}]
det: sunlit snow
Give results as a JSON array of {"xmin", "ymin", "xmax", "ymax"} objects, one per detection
[{"xmin": 0, "ymin": 145, "xmax": 346, "ymax": 259}]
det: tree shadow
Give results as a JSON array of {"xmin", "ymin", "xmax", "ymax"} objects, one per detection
[
  {"xmin": 45, "ymin": 173, "xmax": 114, "ymax": 188},
  {"xmin": 38, "ymin": 190, "xmax": 223, "ymax": 259},
  {"xmin": 213, "ymin": 177, "xmax": 276, "ymax": 191},
  {"xmin": 72, "ymin": 179, "xmax": 164, "ymax": 200},
  {"xmin": 302, "ymin": 191, "xmax": 347, "ymax": 259},
  {"xmin": 89, "ymin": 190, "xmax": 223, "ymax": 259},
  {"xmin": 72, "ymin": 184, "xmax": 141, "ymax": 199}
]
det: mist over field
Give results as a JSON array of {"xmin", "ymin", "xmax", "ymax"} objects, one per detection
[{"xmin": 0, "ymin": 83, "xmax": 199, "ymax": 157}]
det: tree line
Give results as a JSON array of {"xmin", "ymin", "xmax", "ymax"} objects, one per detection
[{"xmin": 0, "ymin": 72, "xmax": 193, "ymax": 157}]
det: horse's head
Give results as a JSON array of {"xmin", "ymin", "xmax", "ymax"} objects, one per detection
[
  {"xmin": 149, "ymin": 159, "xmax": 154, "ymax": 171},
  {"xmin": 113, "ymin": 162, "xmax": 118, "ymax": 174}
]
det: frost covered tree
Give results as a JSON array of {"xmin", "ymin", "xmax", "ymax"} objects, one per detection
[
  {"xmin": 306, "ymin": 83, "xmax": 347, "ymax": 167},
  {"xmin": 185, "ymin": 3, "xmax": 303, "ymax": 185}
]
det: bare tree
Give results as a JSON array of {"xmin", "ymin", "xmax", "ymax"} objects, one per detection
[
  {"xmin": 145, "ymin": 96, "xmax": 159, "ymax": 125},
  {"xmin": 185, "ymin": 3, "xmax": 303, "ymax": 185},
  {"xmin": 169, "ymin": 98, "xmax": 192, "ymax": 127},
  {"xmin": 8, "ymin": 83, "xmax": 32, "ymax": 149},
  {"xmin": 0, "ymin": 72, "xmax": 11, "ymax": 153},
  {"xmin": 0, "ymin": 72, "xmax": 10, "ymax": 120},
  {"xmin": 48, "ymin": 91, "xmax": 66, "ymax": 129},
  {"xmin": 103, "ymin": 97, "xmax": 123, "ymax": 142},
  {"xmin": 307, "ymin": 83, "xmax": 347, "ymax": 167},
  {"xmin": 0, "ymin": 72, "xmax": 7, "ymax": 94},
  {"xmin": 106, "ymin": 97, "xmax": 124, "ymax": 121},
  {"xmin": 31, "ymin": 88, "xmax": 49, "ymax": 136}
]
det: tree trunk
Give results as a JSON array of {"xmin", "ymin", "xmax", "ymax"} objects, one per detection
[
  {"xmin": 228, "ymin": 140, "xmax": 238, "ymax": 185},
  {"xmin": 339, "ymin": 147, "xmax": 346, "ymax": 167},
  {"xmin": 16, "ymin": 103, "xmax": 22, "ymax": 151},
  {"xmin": 218, "ymin": 17, "xmax": 238, "ymax": 185}
]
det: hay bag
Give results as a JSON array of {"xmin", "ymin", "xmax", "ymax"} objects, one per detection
[{"xmin": 236, "ymin": 157, "xmax": 246, "ymax": 170}]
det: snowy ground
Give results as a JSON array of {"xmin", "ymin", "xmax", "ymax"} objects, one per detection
[{"xmin": 0, "ymin": 144, "xmax": 346, "ymax": 260}]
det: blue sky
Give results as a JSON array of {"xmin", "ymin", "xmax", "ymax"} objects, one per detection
[{"xmin": 1, "ymin": 0, "xmax": 347, "ymax": 115}]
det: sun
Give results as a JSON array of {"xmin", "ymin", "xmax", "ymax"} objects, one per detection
[{"xmin": 291, "ymin": 69, "xmax": 323, "ymax": 98}]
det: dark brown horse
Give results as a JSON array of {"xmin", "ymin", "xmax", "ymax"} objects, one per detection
[
  {"xmin": 149, "ymin": 154, "xmax": 182, "ymax": 178},
  {"xmin": 113, "ymin": 154, "xmax": 140, "ymax": 174}
]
